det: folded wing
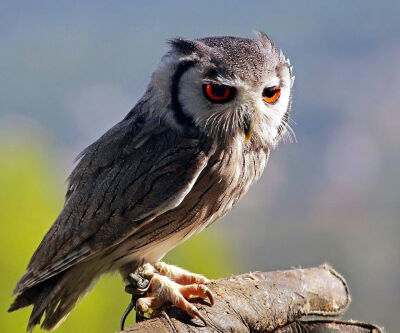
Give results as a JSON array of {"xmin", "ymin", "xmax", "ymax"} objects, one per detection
[{"xmin": 13, "ymin": 114, "xmax": 214, "ymax": 296}]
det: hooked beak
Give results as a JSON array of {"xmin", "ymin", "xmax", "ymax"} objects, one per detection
[
  {"xmin": 244, "ymin": 120, "xmax": 253, "ymax": 142},
  {"xmin": 242, "ymin": 113, "xmax": 254, "ymax": 142}
]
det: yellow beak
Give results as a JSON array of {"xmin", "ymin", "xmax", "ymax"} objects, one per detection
[{"xmin": 244, "ymin": 122, "xmax": 253, "ymax": 142}]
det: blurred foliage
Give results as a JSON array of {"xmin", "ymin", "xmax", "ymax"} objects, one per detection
[{"xmin": 0, "ymin": 142, "xmax": 235, "ymax": 332}]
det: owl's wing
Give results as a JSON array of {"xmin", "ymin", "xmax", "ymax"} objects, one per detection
[{"xmin": 14, "ymin": 114, "xmax": 214, "ymax": 294}]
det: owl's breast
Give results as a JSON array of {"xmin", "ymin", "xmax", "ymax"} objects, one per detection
[
  {"xmin": 116, "ymin": 140, "xmax": 269, "ymax": 265},
  {"xmin": 159, "ymin": 139, "xmax": 268, "ymax": 242},
  {"xmin": 192, "ymin": 141, "xmax": 269, "ymax": 225}
]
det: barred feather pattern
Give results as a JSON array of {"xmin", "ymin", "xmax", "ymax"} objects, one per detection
[{"xmin": 9, "ymin": 33, "xmax": 291, "ymax": 331}]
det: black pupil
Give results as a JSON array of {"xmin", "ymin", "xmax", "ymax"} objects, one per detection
[
  {"xmin": 211, "ymin": 84, "xmax": 227, "ymax": 97},
  {"xmin": 263, "ymin": 88, "xmax": 276, "ymax": 98}
]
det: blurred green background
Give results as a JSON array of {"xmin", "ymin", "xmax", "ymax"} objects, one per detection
[{"xmin": 1, "ymin": 1, "xmax": 399, "ymax": 332}]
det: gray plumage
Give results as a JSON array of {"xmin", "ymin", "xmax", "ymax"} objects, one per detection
[{"xmin": 9, "ymin": 32, "xmax": 294, "ymax": 331}]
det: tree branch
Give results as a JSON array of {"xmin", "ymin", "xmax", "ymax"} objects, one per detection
[{"xmin": 121, "ymin": 264, "xmax": 383, "ymax": 332}]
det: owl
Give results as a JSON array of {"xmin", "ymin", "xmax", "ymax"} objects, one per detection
[{"xmin": 9, "ymin": 32, "xmax": 294, "ymax": 330}]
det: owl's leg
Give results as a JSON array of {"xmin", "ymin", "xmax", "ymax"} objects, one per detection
[{"xmin": 136, "ymin": 263, "xmax": 214, "ymax": 325}]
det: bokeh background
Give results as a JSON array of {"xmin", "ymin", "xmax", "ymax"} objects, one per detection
[{"xmin": 1, "ymin": 1, "xmax": 399, "ymax": 332}]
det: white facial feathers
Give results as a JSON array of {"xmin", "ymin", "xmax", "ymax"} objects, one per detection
[
  {"xmin": 176, "ymin": 61, "xmax": 293, "ymax": 147},
  {"xmin": 142, "ymin": 35, "xmax": 294, "ymax": 148}
]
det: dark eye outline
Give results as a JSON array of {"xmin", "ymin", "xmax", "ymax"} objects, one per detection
[
  {"xmin": 202, "ymin": 83, "xmax": 235, "ymax": 103},
  {"xmin": 262, "ymin": 87, "xmax": 281, "ymax": 104}
]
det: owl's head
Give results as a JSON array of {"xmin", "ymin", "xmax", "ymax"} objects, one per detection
[{"xmin": 147, "ymin": 32, "xmax": 294, "ymax": 148}]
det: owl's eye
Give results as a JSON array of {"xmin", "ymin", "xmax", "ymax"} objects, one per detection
[
  {"xmin": 203, "ymin": 83, "xmax": 234, "ymax": 103},
  {"xmin": 262, "ymin": 87, "xmax": 281, "ymax": 104}
]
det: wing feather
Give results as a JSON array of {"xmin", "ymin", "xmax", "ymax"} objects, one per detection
[{"xmin": 14, "ymin": 114, "xmax": 214, "ymax": 294}]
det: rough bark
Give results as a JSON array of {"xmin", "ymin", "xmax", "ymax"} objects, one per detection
[{"xmin": 121, "ymin": 264, "xmax": 383, "ymax": 333}]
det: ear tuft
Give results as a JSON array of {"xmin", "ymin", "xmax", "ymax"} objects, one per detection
[
  {"xmin": 253, "ymin": 31, "xmax": 275, "ymax": 51},
  {"xmin": 168, "ymin": 37, "xmax": 211, "ymax": 58},
  {"xmin": 168, "ymin": 38, "xmax": 197, "ymax": 54}
]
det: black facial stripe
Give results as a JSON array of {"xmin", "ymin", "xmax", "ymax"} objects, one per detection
[{"xmin": 171, "ymin": 60, "xmax": 197, "ymax": 128}]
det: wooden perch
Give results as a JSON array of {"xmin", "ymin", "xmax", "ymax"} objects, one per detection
[{"xmin": 121, "ymin": 264, "xmax": 383, "ymax": 332}]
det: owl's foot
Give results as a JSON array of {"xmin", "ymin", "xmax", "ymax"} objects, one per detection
[{"xmin": 136, "ymin": 262, "xmax": 214, "ymax": 325}]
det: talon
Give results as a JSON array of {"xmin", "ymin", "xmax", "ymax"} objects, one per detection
[
  {"xmin": 133, "ymin": 262, "xmax": 212, "ymax": 325},
  {"xmin": 203, "ymin": 286, "xmax": 214, "ymax": 306},
  {"xmin": 186, "ymin": 303, "xmax": 208, "ymax": 326},
  {"xmin": 180, "ymin": 284, "xmax": 214, "ymax": 306},
  {"xmin": 194, "ymin": 311, "xmax": 208, "ymax": 326}
]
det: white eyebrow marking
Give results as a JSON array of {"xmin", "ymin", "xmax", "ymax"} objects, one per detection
[{"xmin": 264, "ymin": 76, "xmax": 280, "ymax": 88}]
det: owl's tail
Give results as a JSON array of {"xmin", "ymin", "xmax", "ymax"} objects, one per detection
[{"xmin": 9, "ymin": 269, "xmax": 95, "ymax": 331}]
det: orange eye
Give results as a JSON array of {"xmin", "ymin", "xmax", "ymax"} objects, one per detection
[
  {"xmin": 262, "ymin": 87, "xmax": 281, "ymax": 104},
  {"xmin": 203, "ymin": 83, "xmax": 233, "ymax": 103}
]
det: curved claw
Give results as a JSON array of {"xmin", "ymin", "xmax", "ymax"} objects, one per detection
[
  {"xmin": 180, "ymin": 284, "xmax": 214, "ymax": 306},
  {"xmin": 185, "ymin": 303, "xmax": 208, "ymax": 326},
  {"xmin": 205, "ymin": 288, "xmax": 214, "ymax": 306},
  {"xmin": 194, "ymin": 312, "xmax": 208, "ymax": 327}
]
